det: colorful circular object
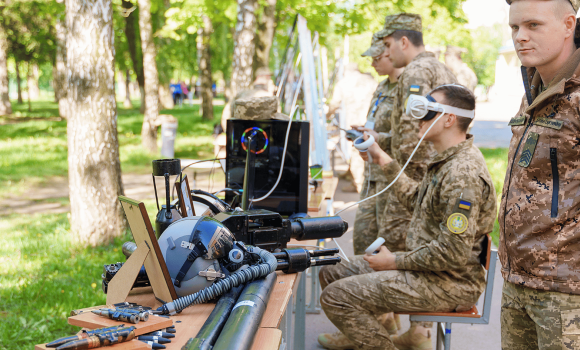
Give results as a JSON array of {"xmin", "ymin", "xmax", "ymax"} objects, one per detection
[
  {"xmin": 241, "ymin": 127, "xmax": 269, "ymax": 154},
  {"xmin": 447, "ymin": 213, "xmax": 469, "ymax": 234}
]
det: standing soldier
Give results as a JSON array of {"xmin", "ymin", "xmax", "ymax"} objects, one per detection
[
  {"xmin": 318, "ymin": 33, "xmax": 404, "ymax": 350},
  {"xmin": 500, "ymin": 0, "xmax": 580, "ymax": 349},
  {"xmin": 444, "ymin": 46, "xmax": 478, "ymax": 92}
]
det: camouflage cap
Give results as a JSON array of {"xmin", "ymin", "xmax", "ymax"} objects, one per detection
[
  {"xmin": 505, "ymin": 0, "xmax": 579, "ymax": 12},
  {"xmin": 361, "ymin": 33, "xmax": 386, "ymax": 57},
  {"xmin": 375, "ymin": 13, "xmax": 422, "ymax": 39}
]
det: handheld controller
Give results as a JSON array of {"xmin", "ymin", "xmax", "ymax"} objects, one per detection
[
  {"xmin": 365, "ymin": 237, "xmax": 385, "ymax": 256},
  {"xmin": 353, "ymin": 135, "xmax": 375, "ymax": 163},
  {"xmin": 345, "ymin": 129, "xmax": 364, "ymax": 141}
]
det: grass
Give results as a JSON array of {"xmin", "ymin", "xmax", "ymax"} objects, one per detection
[
  {"xmin": 0, "ymin": 100, "xmax": 511, "ymax": 348},
  {"xmin": 0, "ymin": 98, "xmax": 223, "ymax": 198}
]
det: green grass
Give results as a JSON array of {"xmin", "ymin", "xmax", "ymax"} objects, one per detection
[
  {"xmin": 0, "ymin": 213, "xmax": 132, "ymax": 350},
  {"xmin": 0, "ymin": 99, "xmax": 223, "ymax": 197},
  {"xmin": 480, "ymin": 148, "xmax": 510, "ymax": 246}
]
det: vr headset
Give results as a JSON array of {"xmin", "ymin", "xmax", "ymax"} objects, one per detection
[{"xmin": 406, "ymin": 87, "xmax": 475, "ymax": 121}]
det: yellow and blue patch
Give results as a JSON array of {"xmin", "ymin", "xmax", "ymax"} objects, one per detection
[
  {"xmin": 458, "ymin": 200, "xmax": 471, "ymax": 211},
  {"xmin": 409, "ymin": 85, "xmax": 421, "ymax": 93}
]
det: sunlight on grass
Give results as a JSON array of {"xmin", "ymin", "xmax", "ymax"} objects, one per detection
[{"xmin": 480, "ymin": 148, "xmax": 509, "ymax": 246}]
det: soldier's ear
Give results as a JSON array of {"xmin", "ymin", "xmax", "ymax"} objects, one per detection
[{"xmin": 444, "ymin": 113, "xmax": 458, "ymax": 129}]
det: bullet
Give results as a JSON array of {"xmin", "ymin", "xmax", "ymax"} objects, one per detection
[
  {"xmin": 142, "ymin": 331, "xmax": 175, "ymax": 339},
  {"xmin": 91, "ymin": 309, "xmax": 139, "ymax": 324},
  {"xmin": 139, "ymin": 341, "xmax": 166, "ymax": 349},
  {"xmin": 137, "ymin": 336, "xmax": 171, "ymax": 344},
  {"xmin": 56, "ymin": 327, "xmax": 135, "ymax": 350},
  {"xmin": 46, "ymin": 326, "xmax": 125, "ymax": 348},
  {"xmin": 115, "ymin": 308, "xmax": 150, "ymax": 322}
]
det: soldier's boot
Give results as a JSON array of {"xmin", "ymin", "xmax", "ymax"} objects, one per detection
[
  {"xmin": 318, "ymin": 331, "xmax": 356, "ymax": 350},
  {"xmin": 376, "ymin": 312, "xmax": 399, "ymax": 335},
  {"xmin": 391, "ymin": 325, "xmax": 432, "ymax": 350}
]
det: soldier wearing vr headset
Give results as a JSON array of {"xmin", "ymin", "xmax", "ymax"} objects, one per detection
[
  {"xmin": 317, "ymin": 84, "xmax": 497, "ymax": 350},
  {"xmin": 500, "ymin": 0, "xmax": 580, "ymax": 348}
]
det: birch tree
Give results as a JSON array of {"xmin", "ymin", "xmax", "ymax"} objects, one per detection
[
  {"xmin": 231, "ymin": 0, "xmax": 257, "ymax": 98},
  {"xmin": 66, "ymin": 0, "xmax": 125, "ymax": 246}
]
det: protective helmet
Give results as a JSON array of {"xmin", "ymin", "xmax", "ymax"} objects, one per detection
[{"xmin": 158, "ymin": 216, "xmax": 235, "ymax": 297}]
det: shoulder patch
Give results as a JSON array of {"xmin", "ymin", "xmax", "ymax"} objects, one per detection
[
  {"xmin": 447, "ymin": 213, "xmax": 469, "ymax": 234},
  {"xmin": 409, "ymin": 85, "xmax": 422, "ymax": 95}
]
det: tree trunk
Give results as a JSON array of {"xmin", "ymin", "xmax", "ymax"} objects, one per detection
[
  {"xmin": 28, "ymin": 63, "xmax": 40, "ymax": 100},
  {"xmin": 253, "ymin": 0, "xmax": 276, "ymax": 74},
  {"xmin": 231, "ymin": 0, "xmax": 257, "ymax": 98},
  {"xmin": 55, "ymin": 16, "xmax": 67, "ymax": 118},
  {"xmin": 0, "ymin": 24, "xmax": 12, "ymax": 116},
  {"xmin": 122, "ymin": 0, "xmax": 146, "ymax": 113},
  {"xmin": 15, "ymin": 59, "xmax": 23, "ymax": 104},
  {"xmin": 124, "ymin": 69, "xmax": 133, "ymax": 108},
  {"xmin": 198, "ymin": 16, "xmax": 213, "ymax": 121},
  {"xmin": 137, "ymin": 0, "xmax": 159, "ymax": 154},
  {"xmin": 65, "ymin": 0, "xmax": 125, "ymax": 246},
  {"xmin": 26, "ymin": 62, "xmax": 32, "ymax": 112}
]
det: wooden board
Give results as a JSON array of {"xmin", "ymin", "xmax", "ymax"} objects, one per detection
[
  {"xmin": 35, "ymin": 339, "xmax": 149, "ymax": 350},
  {"xmin": 308, "ymin": 177, "xmax": 338, "ymax": 213},
  {"xmin": 119, "ymin": 196, "xmax": 178, "ymax": 303},
  {"xmin": 107, "ymin": 243, "xmax": 150, "ymax": 305},
  {"xmin": 176, "ymin": 175, "xmax": 195, "ymax": 217},
  {"xmin": 125, "ymin": 292, "xmax": 216, "ymax": 349},
  {"xmin": 260, "ymin": 272, "xmax": 298, "ymax": 328},
  {"xmin": 68, "ymin": 309, "xmax": 173, "ymax": 335},
  {"xmin": 250, "ymin": 328, "xmax": 283, "ymax": 350}
]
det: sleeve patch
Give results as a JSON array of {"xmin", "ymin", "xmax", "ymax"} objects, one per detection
[
  {"xmin": 409, "ymin": 85, "xmax": 422, "ymax": 94},
  {"xmin": 458, "ymin": 200, "xmax": 472, "ymax": 211},
  {"xmin": 447, "ymin": 213, "xmax": 469, "ymax": 234}
]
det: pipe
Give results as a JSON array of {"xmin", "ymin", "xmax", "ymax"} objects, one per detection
[{"xmin": 212, "ymin": 272, "xmax": 277, "ymax": 350}]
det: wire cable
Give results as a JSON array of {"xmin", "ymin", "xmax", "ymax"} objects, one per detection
[{"xmin": 335, "ymin": 111, "xmax": 448, "ymax": 216}]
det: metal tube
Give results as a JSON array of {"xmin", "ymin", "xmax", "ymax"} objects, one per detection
[
  {"xmin": 182, "ymin": 284, "xmax": 245, "ymax": 350},
  {"xmin": 212, "ymin": 273, "xmax": 277, "ymax": 350}
]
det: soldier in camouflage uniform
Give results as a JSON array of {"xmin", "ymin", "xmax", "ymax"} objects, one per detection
[
  {"xmin": 318, "ymin": 84, "xmax": 497, "ymax": 350},
  {"xmin": 350, "ymin": 34, "xmax": 404, "ymax": 256},
  {"xmin": 444, "ymin": 46, "xmax": 478, "ymax": 92},
  {"xmin": 500, "ymin": 1, "xmax": 580, "ymax": 349}
]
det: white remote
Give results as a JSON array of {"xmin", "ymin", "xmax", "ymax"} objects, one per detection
[
  {"xmin": 365, "ymin": 237, "xmax": 385, "ymax": 256},
  {"xmin": 353, "ymin": 135, "xmax": 375, "ymax": 163}
]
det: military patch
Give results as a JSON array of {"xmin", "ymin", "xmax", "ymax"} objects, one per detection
[
  {"xmin": 447, "ymin": 213, "xmax": 469, "ymax": 234},
  {"xmin": 508, "ymin": 115, "xmax": 526, "ymax": 126},
  {"xmin": 408, "ymin": 85, "xmax": 422, "ymax": 95},
  {"xmin": 518, "ymin": 132, "xmax": 539, "ymax": 168},
  {"xmin": 458, "ymin": 200, "xmax": 472, "ymax": 211},
  {"xmin": 535, "ymin": 117, "xmax": 563, "ymax": 130}
]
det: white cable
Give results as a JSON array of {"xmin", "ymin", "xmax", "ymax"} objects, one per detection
[
  {"xmin": 335, "ymin": 111, "xmax": 448, "ymax": 216},
  {"xmin": 252, "ymin": 75, "xmax": 304, "ymax": 203},
  {"xmin": 333, "ymin": 238, "xmax": 350, "ymax": 262}
]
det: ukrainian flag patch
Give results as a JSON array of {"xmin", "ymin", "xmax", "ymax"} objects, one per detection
[
  {"xmin": 458, "ymin": 200, "xmax": 472, "ymax": 211},
  {"xmin": 409, "ymin": 85, "xmax": 421, "ymax": 93}
]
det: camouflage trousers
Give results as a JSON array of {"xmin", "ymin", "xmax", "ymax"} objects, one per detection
[
  {"xmin": 319, "ymin": 256, "xmax": 468, "ymax": 350},
  {"xmin": 501, "ymin": 281, "xmax": 580, "ymax": 350},
  {"xmin": 353, "ymin": 180, "xmax": 410, "ymax": 255},
  {"xmin": 350, "ymin": 149, "xmax": 366, "ymax": 192}
]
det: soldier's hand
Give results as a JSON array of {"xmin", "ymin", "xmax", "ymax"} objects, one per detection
[
  {"xmin": 363, "ymin": 246, "xmax": 397, "ymax": 271},
  {"xmin": 362, "ymin": 133, "xmax": 393, "ymax": 166},
  {"xmin": 358, "ymin": 127, "xmax": 379, "ymax": 141}
]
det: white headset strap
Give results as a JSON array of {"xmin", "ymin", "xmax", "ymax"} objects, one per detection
[{"xmin": 428, "ymin": 102, "xmax": 475, "ymax": 119}]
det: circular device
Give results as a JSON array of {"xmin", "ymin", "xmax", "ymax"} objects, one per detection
[
  {"xmin": 158, "ymin": 216, "xmax": 235, "ymax": 297},
  {"xmin": 241, "ymin": 127, "xmax": 269, "ymax": 154},
  {"xmin": 365, "ymin": 237, "xmax": 385, "ymax": 256},
  {"xmin": 353, "ymin": 135, "xmax": 375, "ymax": 151}
]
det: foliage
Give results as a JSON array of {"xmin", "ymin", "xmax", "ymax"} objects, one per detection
[
  {"xmin": 463, "ymin": 24, "xmax": 506, "ymax": 88},
  {"xmin": 480, "ymin": 147, "xmax": 509, "ymax": 246}
]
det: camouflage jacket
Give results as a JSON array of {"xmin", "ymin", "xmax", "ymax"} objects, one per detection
[
  {"xmin": 499, "ymin": 48, "xmax": 580, "ymax": 295},
  {"xmin": 390, "ymin": 51, "xmax": 457, "ymax": 183},
  {"xmin": 452, "ymin": 62, "xmax": 478, "ymax": 92},
  {"xmin": 365, "ymin": 78, "xmax": 397, "ymax": 182},
  {"xmin": 383, "ymin": 136, "xmax": 497, "ymax": 305}
]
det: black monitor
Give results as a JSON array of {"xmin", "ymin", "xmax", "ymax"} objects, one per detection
[{"xmin": 225, "ymin": 119, "xmax": 310, "ymax": 215}]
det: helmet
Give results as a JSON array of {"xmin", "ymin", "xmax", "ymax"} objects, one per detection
[{"xmin": 158, "ymin": 216, "xmax": 235, "ymax": 297}]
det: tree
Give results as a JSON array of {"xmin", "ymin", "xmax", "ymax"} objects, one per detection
[
  {"xmin": 0, "ymin": 23, "xmax": 11, "ymax": 116},
  {"xmin": 138, "ymin": 0, "xmax": 161, "ymax": 154},
  {"xmin": 198, "ymin": 15, "xmax": 213, "ymax": 120},
  {"xmin": 253, "ymin": 0, "xmax": 277, "ymax": 74},
  {"xmin": 121, "ymin": 0, "xmax": 146, "ymax": 112},
  {"xmin": 54, "ymin": 14, "xmax": 67, "ymax": 117},
  {"xmin": 231, "ymin": 0, "xmax": 257, "ymax": 98},
  {"xmin": 66, "ymin": 0, "xmax": 125, "ymax": 246}
]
